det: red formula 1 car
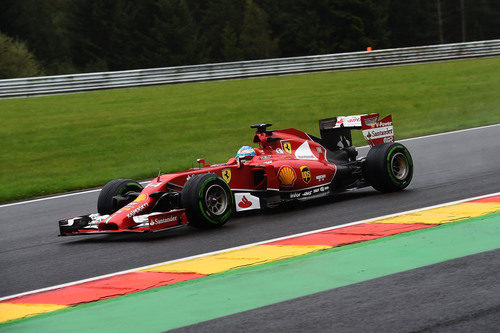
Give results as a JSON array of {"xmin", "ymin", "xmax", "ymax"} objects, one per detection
[{"xmin": 59, "ymin": 113, "xmax": 413, "ymax": 236}]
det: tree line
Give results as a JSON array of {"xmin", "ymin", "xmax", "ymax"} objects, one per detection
[{"xmin": 0, "ymin": 0, "xmax": 498, "ymax": 78}]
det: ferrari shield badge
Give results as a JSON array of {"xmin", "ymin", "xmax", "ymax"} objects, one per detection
[
  {"xmin": 222, "ymin": 169, "xmax": 231, "ymax": 183},
  {"xmin": 283, "ymin": 142, "xmax": 292, "ymax": 154}
]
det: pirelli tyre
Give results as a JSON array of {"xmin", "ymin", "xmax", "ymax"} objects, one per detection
[
  {"xmin": 364, "ymin": 142, "xmax": 413, "ymax": 193},
  {"xmin": 97, "ymin": 179, "xmax": 143, "ymax": 215},
  {"xmin": 181, "ymin": 173, "xmax": 234, "ymax": 228}
]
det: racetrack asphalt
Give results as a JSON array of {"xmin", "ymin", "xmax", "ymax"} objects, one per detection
[{"xmin": 1, "ymin": 124, "xmax": 499, "ymax": 306}]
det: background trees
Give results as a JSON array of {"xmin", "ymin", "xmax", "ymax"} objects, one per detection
[
  {"xmin": 0, "ymin": 32, "xmax": 44, "ymax": 78},
  {"xmin": 0, "ymin": 0, "xmax": 498, "ymax": 78}
]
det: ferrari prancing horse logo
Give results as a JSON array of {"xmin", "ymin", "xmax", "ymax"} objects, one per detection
[
  {"xmin": 222, "ymin": 169, "xmax": 231, "ymax": 183},
  {"xmin": 283, "ymin": 142, "xmax": 292, "ymax": 154}
]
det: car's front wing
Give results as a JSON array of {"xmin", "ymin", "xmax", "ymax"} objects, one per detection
[{"xmin": 58, "ymin": 209, "xmax": 188, "ymax": 236}]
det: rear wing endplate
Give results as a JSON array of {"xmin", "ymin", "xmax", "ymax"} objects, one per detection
[{"xmin": 319, "ymin": 113, "xmax": 394, "ymax": 148}]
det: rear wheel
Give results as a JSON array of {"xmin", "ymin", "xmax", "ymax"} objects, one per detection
[
  {"xmin": 97, "ymin": 179, "xmax": 143, "ymax": 215},
  {"xmin": 181, "ymin": 173, "xmax": 234, "ymax": 228},
  {"xmin": 364, "ymin": 143, "xmax": 413, "ymax": 192}
]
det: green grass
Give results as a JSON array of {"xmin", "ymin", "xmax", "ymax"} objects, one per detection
[{"xmin": 1, "ymin": 57, "xmax": 499, "ymax": 203}]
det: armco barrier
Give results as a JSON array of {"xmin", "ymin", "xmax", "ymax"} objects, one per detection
[{"xmin": 0, "ymin": 39, "xmax": 499, "ymax": 98}]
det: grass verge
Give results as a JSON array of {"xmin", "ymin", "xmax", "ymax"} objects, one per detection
[{"xmin": 1, "ymin": 57, "xmax": 499, "ymax": 202}]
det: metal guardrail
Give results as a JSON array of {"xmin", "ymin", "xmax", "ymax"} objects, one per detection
[{"xmin": 1, "ymin": 40, "xmax": 499, "ymax": 98}]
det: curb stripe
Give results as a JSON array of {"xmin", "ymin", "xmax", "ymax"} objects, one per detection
[
  {"xmin": 469, "ymin": 196, "xmax": 500, "ymax": 203},
  {"xmin": 373, "ymin": 203, "xmax": 500, "ymax": 225},
  {"xmin": 266, "ymin": 223, "xmax": 434, "ymax": 246},
  {"xmin": 1, "ymin": 192, "xmax": 499, "ymax": 324},
  {"xmin": 7, "ymin": 272, "xmax": 204, "ymax": 306},
  {"xmin": 0, "ymin": 304, "xmax": 67, "ymax": 323},
  {"xmin": 139, "ymin": 245, "xmax": 330, "ymax": 275}
]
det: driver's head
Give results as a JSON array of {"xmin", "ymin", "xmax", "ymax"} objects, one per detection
[{"xmin": 236, "ymin": 146, "xmax": 256, "ymax": 160}]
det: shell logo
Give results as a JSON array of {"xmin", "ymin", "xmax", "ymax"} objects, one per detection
[{"xmin": 278, "ymin": 165, "xmax": 296, "ymax": 187}]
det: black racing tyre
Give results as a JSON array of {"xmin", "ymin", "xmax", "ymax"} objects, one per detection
[
  {"xmin": 181, "ymin": 173, "xmax": 234, "ymax": 228},
  {"xmin": 363, "ymin": 142, "xmax": 413, "ymax": 193},
  {"xmin": 97, "ymin": 179, "xmax": 143, "ymax": 215}
]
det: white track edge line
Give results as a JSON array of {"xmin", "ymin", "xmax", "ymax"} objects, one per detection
[
  {"xmin": 0, "ymin": 181, "xmax": 151, "ymax": 208},
  {"xmin": 398, "ymin": 123, "xmax": 500, "ymax": 143},
  {"xmin": 1, "ymin": 123, "xmax": 498, "ymax": 209},
  {"xmin": 1, "ymin": 190, "xmax": 499, "ymax": 302}
]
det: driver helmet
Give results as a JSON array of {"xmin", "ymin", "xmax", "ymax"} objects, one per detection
[{"xmin": 236, "ymin": 146, "xmax": 256, "ymax": 160}]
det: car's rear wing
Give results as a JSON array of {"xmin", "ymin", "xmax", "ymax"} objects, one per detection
[{"xmin": 319, "ymin": 113, "xmax": 394, "ymax": 149}]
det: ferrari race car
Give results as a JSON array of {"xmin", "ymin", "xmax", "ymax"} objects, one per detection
[{"xmin": 59, "ymin": 113, "xmax": 413, "ymax": 236}]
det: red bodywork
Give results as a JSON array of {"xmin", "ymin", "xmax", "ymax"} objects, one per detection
[{"xmin": 59, "ymin": 113, "xmax": 394, "ymax": 235}]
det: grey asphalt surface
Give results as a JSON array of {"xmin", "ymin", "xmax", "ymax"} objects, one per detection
[
  {"xmin": 173, "ymin": 248, "xmax": 500, "ymax": 333},
  {"xmin": 0, "ymin": 125, "xmax": 499, "ymax": 301}
]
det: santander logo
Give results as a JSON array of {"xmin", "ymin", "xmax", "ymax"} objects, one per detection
[{"xmin": 238, "ymin": 196, "xmax": 252, "ymax": 208}]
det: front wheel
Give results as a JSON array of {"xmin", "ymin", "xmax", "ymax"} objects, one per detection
[
  {"xmin": 363, "ymin": 142, "xmax": 413, "ymax": 193},
  {"xmin": 180, "ymin": 173, "xmax": 234, "ymax": 228},
  {"xmin": 97, "ymin": 179, "xmax": 143, "ymax": 215}
]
